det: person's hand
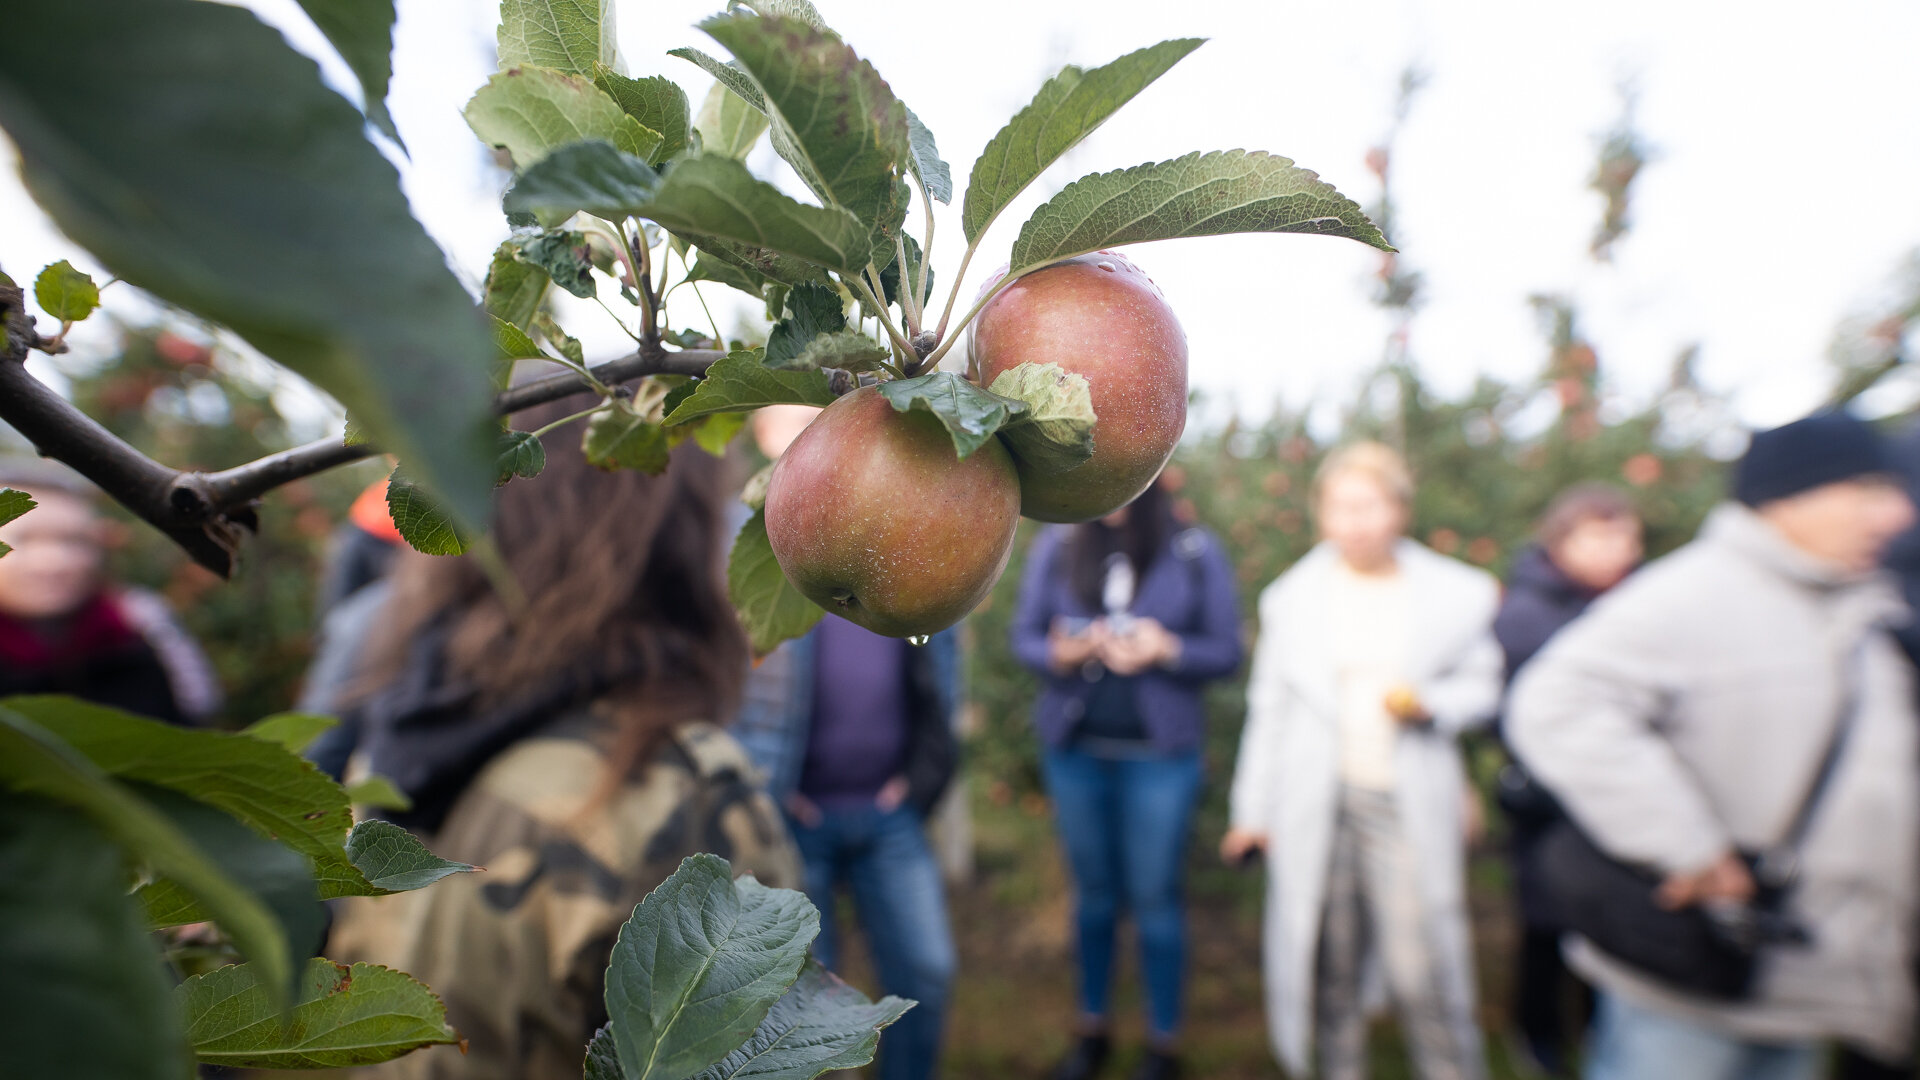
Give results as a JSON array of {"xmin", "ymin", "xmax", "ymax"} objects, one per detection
[
  {"xmin": 1657, "ymin": 851, "xmax": 1755, "ymax": 910},
  {"xmin": 1100, "ymin": 618, "xmax": 1180, "ymax": 676},
  {"xmin": 1383, "ymin": 684, "xmax": 1431, "ymax": 726},
  {"xmin": 875, "ymin": 775, "xmax": 910, "ymax": 813},
  {"xmin": 1048, "ymin": 618, "xmax": 1108, "ymax": 673},
  {"xmin": 783, "ymin": 791, "xmax": 823, "ymax": 829},
  {"xmin": 1220, "ymin": 827, "xmax": 1268, "ymax": 865}
]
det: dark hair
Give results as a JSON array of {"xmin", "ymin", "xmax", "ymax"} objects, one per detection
[
  {"xmin": 1064, "ymin": 481, "xmax": 1176, "ymax": 611},
  {"xmin": 1536, "ymin": 483, "xmax": 1637, "ymax": 549},
  {"xmin": 356, "ymin": 391, "xmax": 748, "ymax": 783}
]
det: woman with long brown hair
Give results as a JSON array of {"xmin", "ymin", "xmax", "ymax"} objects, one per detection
[{"xmin": 329, "ymin": 393, "xmax": 798, "ymax": 1080}]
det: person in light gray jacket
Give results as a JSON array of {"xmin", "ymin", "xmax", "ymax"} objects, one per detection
[{"xmin": 1508, "ymin": 412, "xmax": 1920, "ymax": 1080}]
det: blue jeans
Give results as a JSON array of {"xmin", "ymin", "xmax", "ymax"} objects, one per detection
[
  {"xmin": 1586, "ymin": 991, "xmax": 1822, "ymax": 1080},
  {"xmin": 787, "ymin": 803, "xmax": 955, "ymax": 1080},
  {"xmin": 1041, "ymin": 746, "xmax": 1203, "ymax": 1041}
]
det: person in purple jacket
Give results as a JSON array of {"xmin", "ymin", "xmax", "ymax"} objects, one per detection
[{"xmin": 1012, "ymin": 478, "xmax": 1243, "ymax": 1080}]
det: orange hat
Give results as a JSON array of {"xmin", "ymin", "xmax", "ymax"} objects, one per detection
[{"xmin": 348, "ymin": 478, "xmax": 403, "ymax": 545}]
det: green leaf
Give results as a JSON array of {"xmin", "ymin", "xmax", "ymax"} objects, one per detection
[
  {"xmin": 689, "ymin": 236, "xmax": 830, "ymax": 289},
  {"xmin": 533, "ymin": 310, "xmax": 587, "ymax": 364},
  {"xmin": 789, "ymin": 330, "xmax": 890, "ymax": 374},
  {"xmin": 465, "ymin": 66, "xmax": 662, "ymax": 170},
  {"xmin": 728, "ymin": 507, "xmax": 824, "ymax": 656},
  {"xmin": 689, "ymin": 961, "xmax": 913, "ymax": 1080},
  {"xmin": 295, "ymin": 0, "xmax": 403, "ymax": 147},
  {"xmin": 594, "ymin": 68, "xmax": 690, "ymax": 163},
  {"xmin": 685, "ymin": 249, "xmax": 770, "ymax": 298},
  {"xmin": 729, "ymin": 0, "xmax": 828, "ymax": 26},
  {"xmin": 585, "ymin": 1024, "xmax": 628, "ymax": 1080},
  {"xmin": 241, "ymin": 712, "xmax": 340, "ymax": 755},
  {"xmin": 496, "ymin": 429, "xmax": 547, "ymax": 483},
  {"xmin": 1009, "ymin": 149, "xmax": 1392, "ymax": 274},
  {"xmin": 640, "ymin": 154, "xmax": 870, "ymax": 277},
  {"xmin": 135, "ymin": 784, "xmax": 325, "ymax": 961},
  {"xmin": 344, "ymin": 818, "xmax": 475, "ymax": 893},
  {"xmin": 604, "ymin": 853, "xmax": 819, "ymax": 1080},
  {"xmin": 877, "ymin": 372, "xmax": 1028, "ymax": 459},
  {"xmin": 505, "ymin": 138, "xmax": 660, "ymax": 225},
  {"xmin": 0, "ymin": 0, "xmax": 498, "ymax": 528},
  {"xmin": 493, "ymin": 312, "xmax": 553, "ymax": 365},
  {"xmin": 387, "ymin": 471, "xmax": 471, "ymax": 556},
  {"xmin": 663, "ymin": 349, "xmax": 833, "ymax": 426},
  {"xmin": 700, "ymin": 14, "xmax": 910, "ymax": 233},
  {"xmin": 520, "ymin": 229, "xmax": 598, "ymax": 299},
  {"xmin": 987, "ymin": 361, "xmax": 1097, "ymax": 474},
  {"xmin": 0, "ymin": 794, "xmax": 189, "ymax": 1080},
  {"xmin": 33, "ymin": 259, "xmax": 99, "ymax": 322},
  {"xmin": 485, "ymin": 240, "xmax": 550, "ymax": 331},
  {"xmin": 903, "ymin": 106, "xmax": 951, "ymax": 205},
  {"xmin": 179, "ymin": 958, "xmax": 459, "ymax": 1069},
  {"xmin": 669, "ymin": 47, "xmax": 768, "ymax": 114},
  {"xmin": 0, "ymin": 705, "xmax": 295, "ymax": 1013},
  {"xmin": 765, "ymin": 281, "xmax": 844, "ymax": 368},
  {"xmin": 962, "ymin": 39, "xmax": 1204, "ymax": 245},
  {"xmin": 343, "ymin": 773, "xmax": 413, "ymax": 811},
  {"xmin": 583, "ymin": 405, "xmax": 670, "ymax": 473},
  {"xmin": 496, "ymin": 0, "xmax": 616, "ymax": 75},
  {"xmin": 0, "ymin": 488, "xmax": 35, "ymax": 559},
  {"xmin": 694, "ymin": 79, "xmax": 768, "ymax": 160},
  {"xmin": 691, "ymin": 410, "xmax": 749, "ymax": 455}
]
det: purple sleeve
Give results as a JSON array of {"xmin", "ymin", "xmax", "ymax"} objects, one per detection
[
  {"xmin": 1011, "ymin": 530, "xmax": 1063, "ymax": 674},
  {"xmin": 1166, "ymin": 532, "xmax": 1242, "ymax": 680}
]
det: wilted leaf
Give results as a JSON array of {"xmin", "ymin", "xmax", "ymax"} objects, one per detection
[
  {"xmin": 663, "ymin": 349, "xmax": 833, "ymax": 426},
  {"xmin": 33, "ymin": 259, "xmax": 99, "ymax": 322},
  {"xmin": 694, "ymin": 79, "xmax": 768, "ymax": 160},
  {"xmin": 484, "ymin": 240, "xmax": 549, "ymax": 330},
  {"xmin": 495, "ymin": 430, "xmax": 547, "ymax": 483},
  {"xmin": 519, "ymin": 229, "xmax": 598, "ymax": 299},
  {"xmin": 465, "ymin": 66, "xmax": 662, "ymax": 170},
  {"xmin": 594, "ymin": 68, "xmax": 690, "ymax": 163},
  {"xmin": 496, "ymin": 0, "xmax": 616, "ymax": 74},
  {"xmin": 0, "ymin": 794, "xmax": 188, "ymax": 1080},
  {"xmin": 1010, "ymin": 150, "xmax": 1391, "ymax": 274},
  {"xmin": 876, "ymin": 372, "xmax": 1027, "ymax": 459},
  {"xmin": 583, "ymin": 405, "xmax": 670, "ymax": 473},
  {"xmin": 604, "ymin": 853, "xmax": 818, "ymax": 1080},
  {"xmin": 987, "ymin": 362, "xmax": 1096, "ymax": 473},
  {"xmin": 386, "ymin": 470, "xmax": 471, "ymax": 556},
  {"xmin": 179, "ymin": 958, "xmax": 458, "ymax": 1069},
  {"xmin": 0, "ymin": 0, "xmax": 498, "ymax": 527},
  {"xmin": 963, "ymin": 39, "xmax": 1204, "ymax": 244},
  {"xmin": 343, "ymin": 774, "xmax": 412, "ymax": 811},
  {"xmin": 765, "ymin": 281, "xmax": 843, "ymax": 368},
  {"xmin": 344, "ymin": 818, "xmax": 475, "ymax": 893},
  {"xmin": 700, "ymin": 14, "xmax": 909, "ymax": 233},
  {"xmin": 0, "ymin": 705, "xmax": 295, "ymax": 1012},
  {"xmin": 296, "ymin": 0, "xmax": 403, "ymax": 147},
  {"xmin": 903, "ymin": 106, "xmax": 951, "ymax": 204},
  {"xmin": 639, "ymin": 154, "xmax": 870, "ymax": 277},
  {"xmin": 739, "ymin": 462, "xmax": 775, "ymax": 511},
  {"xmin": 505, "ymin": 139, "xmax": 659, "ymax": 225},
  {"xmin": 788, "ymin": 330, "xmax": 889, "ymax": 374},
  {"xmin": 240, "ymin": 712, "xmax": 339, "ymax": 755},
  {"xmin": 689, "ymin": 961, "xmax": 913, "ymax": 1080}
]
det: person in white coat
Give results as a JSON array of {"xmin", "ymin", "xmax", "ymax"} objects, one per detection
[{"xmin": 1223, "ymin": 442, "xmax": 1502, "ymax": 1080}]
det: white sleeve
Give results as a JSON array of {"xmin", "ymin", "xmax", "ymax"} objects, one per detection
[{"xmin": 1230, "ymin": 582, "xmax": 1290, "ymax": 831}]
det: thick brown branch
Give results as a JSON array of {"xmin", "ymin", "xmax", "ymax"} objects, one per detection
[{"xmin": 0, "ymin": 341, "xmax": 725, "ymax": 575}]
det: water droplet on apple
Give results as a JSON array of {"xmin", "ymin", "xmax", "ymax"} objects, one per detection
[
  {"xmin": 906, "ymin": 634, "xmax": 931, "ymax": 646},
  {"xmin": 1095, "ymin": 260, "xmax": 1117, "ymax": 272}
]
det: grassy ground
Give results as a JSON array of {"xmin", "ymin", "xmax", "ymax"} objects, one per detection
[{"xmin": 824, "ymin": 776, "xmax": 1542, "ymax": 1080}]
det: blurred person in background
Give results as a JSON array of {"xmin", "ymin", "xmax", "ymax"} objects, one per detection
[
  {"xmin": 1011, "ymin": 476, "xmax": 1242, "ymax": 1080},
  {"xmin": 1224, "ymin": 441, "xmax": 1502, "ymax": 1080},
  {"xmin": 1492, "ymin": 484, "xmax": 1643, "ymax": 1076},
  {"xmin": 1508, "ymin": 412, "xmax": 1919, "ymax": 1080},
  {"xmin": 0, "ymin": 458, "xmax": 220, "ymax": 724},
  {"xmin": 327, "ymin": 394, "xmax": 799, "ymax": 1080},
  {"xmin": 300, "ymin": 475, "xmax": 405, "ymax": 778},
  {"xmin": 729, "ymin": 404, "xmax": 960, "ymax": 1080}
]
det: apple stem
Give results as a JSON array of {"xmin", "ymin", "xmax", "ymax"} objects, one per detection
[
  {"xmin": 894, "ymin": 233, "xmax": 921, "ymax": 334},
  {"xmin": 913, "ymin": 173, "xmax": 936, "ymax": 320},
  {"xmin": 850, "ymin": 272, "xmax": 917, "ymax": 368},
  {"xmin": 920, "ymin": 267, "xmax": 1024, "ymax": 373}
]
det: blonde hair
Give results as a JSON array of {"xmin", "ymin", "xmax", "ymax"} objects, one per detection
[{"xmin": 1313, "ymin": 441, "xmax": 1414, "ymax": 507}]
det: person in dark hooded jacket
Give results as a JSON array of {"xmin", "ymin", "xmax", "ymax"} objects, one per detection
[{"xmin": 1492, "ymin": 484, "xmax": 1642, "ymax": 1076}]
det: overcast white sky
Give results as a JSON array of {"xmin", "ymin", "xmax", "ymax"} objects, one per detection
[{"xmin": 6, "ymin": 0, "xmax": 1918, "ymax": 438}]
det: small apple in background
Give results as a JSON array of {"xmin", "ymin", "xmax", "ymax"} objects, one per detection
[
  {"xmin": 764, "ymin": 386, "xmax": 1021, "ymax": 638},
  {"xmin": 968, "ymin": 250, "xmax": 1188, "ymax": 523}
]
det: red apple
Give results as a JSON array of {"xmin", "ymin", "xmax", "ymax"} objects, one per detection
[
  {"xmin": 764, "ymin": 385, "xmax": 1021, "ymax": 638},
  {"xmin": 968, "ymin": 250, "xmax": 1188, "ymax": 522}
]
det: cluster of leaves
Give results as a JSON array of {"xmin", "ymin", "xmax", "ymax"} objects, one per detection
[{"xmin": 0, "ymin": 697, "xmax": 474, "ymax": 1078}]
